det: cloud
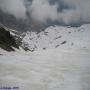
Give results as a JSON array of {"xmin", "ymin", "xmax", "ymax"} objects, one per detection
[
  {"xmin": 0, "ymin": 0, "xmax": 26, "ymax": 19},
  {"xmin": 28, "ymin": 0, "xmax": 90, "ymax": 25},
  {"xmin": 62, "ymin": 0, "xmax": 90, "ymax": 23},
  {"xmin": 29, "ymin": 0, "xmax": 58, "ymax": 23},
  {"xmin": 0, "ymin": 0, "xmax": 90, "ymax": 26}
]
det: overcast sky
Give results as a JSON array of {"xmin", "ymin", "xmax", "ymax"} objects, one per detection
[{"xmin": 0, "ymin": 0, "xmax": 90, "ymax": 25}]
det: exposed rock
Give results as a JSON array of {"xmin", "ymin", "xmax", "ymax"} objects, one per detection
[
  {"xmin": 61, "ymin": 41, "xmax": 67, "ymax": 44},
  {"xmin": 0, "ymin": 26, "xmax": 19, "ymax": 51}
]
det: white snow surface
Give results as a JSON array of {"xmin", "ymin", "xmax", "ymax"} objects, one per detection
[
  {"xmin": 0, "ymin": 24, "xmax": 90, "ymax": 90},
  {"xmin": 22, "ymin": 24, "xmax": 90, "ymax": 50}
]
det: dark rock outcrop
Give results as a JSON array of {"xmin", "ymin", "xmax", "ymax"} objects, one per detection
[{"xmin": 0, "ymin": 26, "xmax": 19, "ymax": 51}]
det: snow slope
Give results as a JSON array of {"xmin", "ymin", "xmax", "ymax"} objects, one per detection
[
  {"xmin": 0, "ymin": 24, "xmax": 90, "ymax": 90},
  {"xmin": 22, "ymin": 24, "xmax": 90, "ymax": 50},
  {"xmin": 0, "ymin": 48, "xmax": 90, "ymax": 90}
]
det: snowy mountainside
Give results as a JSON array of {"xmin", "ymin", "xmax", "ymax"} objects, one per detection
[
  {"xmin": 0, "ymin": 24, "xmax": 30, "ymax": 51},
  {"xmin": 0, "ymin": 23, "xmax": 90, "ymax": 51},
  {"xmin": 0, "ymin": 24, "xmax": 19, "ymax": 51},
  {"xmin": 22, "ymin": 24, "xmax": 90, "ymax": 51},
  {"xmin": 0, "ymin": 24, "xmax": 90, "ymax": 90}
]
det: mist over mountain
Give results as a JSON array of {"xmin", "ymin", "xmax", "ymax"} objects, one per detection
[
  {"xmin": 0, "ymin": 0, "xmax": 90, "ymax": 32},
  {"xmin": 0, "ymin": 1, "xmax": 90, "ymax": 89},
  {"xmin": 0, "ymin": 9, "xmax": 45, "ymax": 32}
]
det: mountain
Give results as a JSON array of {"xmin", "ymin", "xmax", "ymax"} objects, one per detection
[
  {"xmin": 0, "ymin": 24, "xmax": 90, "ymax": 90},
  {"xmin": 0, "ymin": 23, "xmax": 90, "ymax": 52},
  {"xmin": 22, "ymin": 24, "xmax": 90, "ymax": 51},
  {"xmin": 0, "ymin": 24, "xmax": 19, "ymax": 51},
  {"xmin": 0, "ymin": 24, "xmax": 37, "ymax": 51}
]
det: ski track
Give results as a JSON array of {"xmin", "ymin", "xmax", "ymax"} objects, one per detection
[{"xmin": 0, "ymin": 48, "xmax": 90, "ymax": 90}]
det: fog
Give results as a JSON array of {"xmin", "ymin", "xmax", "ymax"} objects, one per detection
[{"xmin": 0, "ymin": 0, "xmax": 90, "ymax": 26}]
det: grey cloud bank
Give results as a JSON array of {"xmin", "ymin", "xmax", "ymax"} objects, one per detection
[
  {"xmin": 0, "ymin": 0, "xmax": 26, "ymax": 19},
  {"xmin": 0, "ymin": 0, "xmax": 90, "ymax": 26}
]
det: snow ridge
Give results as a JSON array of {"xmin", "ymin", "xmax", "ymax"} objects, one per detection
[{"xmin": 22, "ymin": 24, "xmax": 90, "ymax": 51}]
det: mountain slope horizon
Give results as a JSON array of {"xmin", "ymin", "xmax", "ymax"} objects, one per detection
[
  {"xmin": 0, "ymin": 23, "xmax": 90, "ymax": 52},
  {"xmin": 0, "ymin": 9, "xmax": 90, "ymax": 32}
]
